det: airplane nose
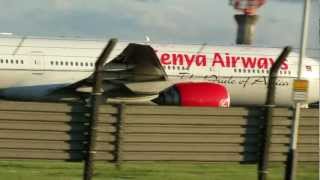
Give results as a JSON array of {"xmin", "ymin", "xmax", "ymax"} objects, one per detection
[
  {"xmin": 306, "ymin": 60, "xmax": 320, "ymax": 105},
  {"xmin": 294, "ymin": 57, "xmax": 318, "ymax": 106}
]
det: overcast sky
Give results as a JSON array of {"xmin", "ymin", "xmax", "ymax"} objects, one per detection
[{"xmin": 0, "ymin": 0, "xmax": 318, "ymax": 57}]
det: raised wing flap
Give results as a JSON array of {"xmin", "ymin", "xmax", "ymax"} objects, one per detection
[{"xmin": 108, "ymin": 43, "xmax": 167, "ymax": 81}]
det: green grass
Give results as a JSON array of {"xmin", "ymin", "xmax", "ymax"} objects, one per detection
[{"xmin": 0, "ymin": 160, "xmax": 318, "ymax": 180}]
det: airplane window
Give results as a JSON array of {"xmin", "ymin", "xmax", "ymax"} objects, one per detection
[
  {"xmin": 65, "ymin": 62, "xmax": 69, "ymax": 66},
  {"xmin": 55, "ymin": 61, "xmax": 59, "ymax": 65},
  {"xmin": 168, "ymin": 66, "xmax": 171, "ymax": 70},
  {"xmin": 234, "ymin": 69, "xmax": 237, "ymax": 72},
  {"xmin": 173, "ymin": 66, "xmax": 175, "ymax": 70},
  {"xmin": 243, "ymin": 69, "xmax": 246, "ymax": 73},
  {"xmin": 261, "ymin": 70, "xmax": 264, "ymax": 73},
  {"xmin": 50, "ymin": 61, "xmax": 54, "ymax": 65},
  {"xmin": 60, "ymin": 61, "xmax": 63, "ymax": 65},
  {"xmin": 90, "ymin": 62, "xmax": 93, "ymax": 67},
  {"xmin": 163, "ymin": 66, "xmax": 166, "ymax": 69},
  {"xmin": 280, "ymin": 71, "xmax": 282, "ymax": 75},
  {"xmin": 10, "ymin": 60, "xmax": 14, "ymax": 64},
  {"xmin": 288, "ymin": 71, "xmax": 291, "ymax": 75},
  {"xmin": 75, "ymin": 62, "xmax": 79, "ymax": 66},
  {"xmin": 266, "ymin": 70, "xmax": 269, "ymax": 74},
  {"xmin": 238, "ymin": 69, "xmax": 241, "ymax": 72},
  {"xmin": 247, "ymin": 69, "xmax": 251, "ymax": 73},
  {"xmin": 0, "ymin": 59, "xmax": 3, "ymax": 63},
  {"xmin": 284, "ymin": 71, "xmax": 287, "ymax": 74},
  {"xmin": 257, "ymin": 69, "xmax": 260, "ymax": 73},
  {"xmin": 85, "ymin": 62, "xmax": 88, "ymax": 66},
  {"xmin": 80, "ymin": 62, "xmax": 83, "ymax": 66},
  {"xmin": 15, "ymin": 60, "xmax": 18, "ymax": 64},
  {"xmin": 70, "ymin": 62, "xmax": 74, "ymax": 66},
  {"xmin": 20, "ymin": 60, "xmax": 23, "ymax": 64},
  {"xmin": 5, "ymin": 59, "xmax": 8, "ymax": 63},
  {"xmin": 177, "ymin": 66, "xmax": 180, "ymax": 70},
  {"xmin": 252, "ymin": 69, "xmax": 255, "ymax": 73}
]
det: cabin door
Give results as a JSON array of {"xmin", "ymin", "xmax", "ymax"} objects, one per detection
[{"xmin": 30, "ymin": 51, "xmax": 45, "ymax": 75}]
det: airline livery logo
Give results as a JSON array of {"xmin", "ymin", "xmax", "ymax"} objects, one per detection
[{"xmin": 157, "ymin": 51, "xmax": 288, "ymax": 70}]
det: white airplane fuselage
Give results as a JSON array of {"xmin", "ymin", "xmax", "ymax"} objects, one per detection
[{"xmin": 0, "ymin": 36, "xmax": 318, "ymax": 106}]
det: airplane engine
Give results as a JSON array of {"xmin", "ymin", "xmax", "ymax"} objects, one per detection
[{"xmin": 152, "ymin": 82, "xmax": 230, "ymax": 107}]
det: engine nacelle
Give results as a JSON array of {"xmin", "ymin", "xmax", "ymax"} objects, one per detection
[{"xmin": 152, "ymin": 82, "xmax": 230, "ymax": 107}]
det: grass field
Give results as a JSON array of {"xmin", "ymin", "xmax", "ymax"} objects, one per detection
[{"xmin": 0, "ymin": 160, "xmax": 318, "ymax": 180}]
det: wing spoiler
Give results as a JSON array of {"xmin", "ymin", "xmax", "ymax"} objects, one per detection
[{"xmin": 108, "ymin": 43, "xmax": 167, "ymax": 81}]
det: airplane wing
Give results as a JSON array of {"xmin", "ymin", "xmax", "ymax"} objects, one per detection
[
  {"xmin": 50, "ymin": 43, "xmax": 167, "ymax": 99},
  {"xmin": 106, "ymin": 43, "xmax": 167, "ymax": 81}
]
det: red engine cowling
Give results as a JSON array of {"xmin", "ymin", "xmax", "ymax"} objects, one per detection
[{"xmin": 152, "ymin": 82, "xmax": 230, "ymax": 107}]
